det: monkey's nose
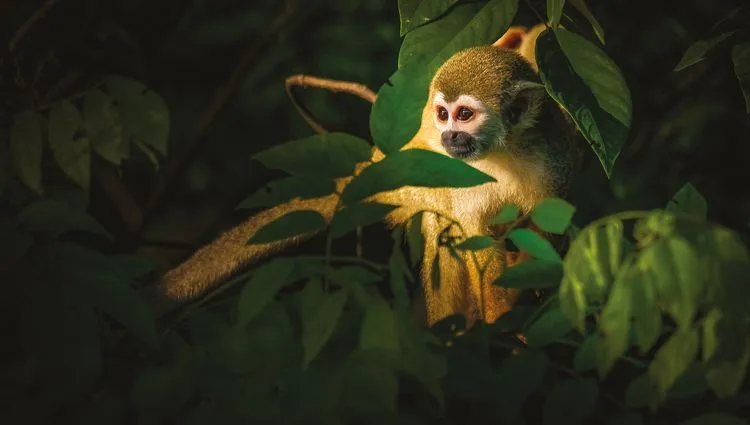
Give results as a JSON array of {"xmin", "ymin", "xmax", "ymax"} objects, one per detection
[{"xmin": 440, "ymin": 131, "xmax": 475, "ymax": 158}]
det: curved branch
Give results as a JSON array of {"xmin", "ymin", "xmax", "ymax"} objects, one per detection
[{"xmin": 285, "ymin": 74, "xmax": 377, "ymax": 134}]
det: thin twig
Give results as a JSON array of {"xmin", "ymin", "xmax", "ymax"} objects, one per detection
[
  {"xmin": 9, "ymin": 0, "xmax": 59, "ymax": 52},
  {"xmin": 141, "ymin": 2, "xmax": 298, "ymax": 225},
  {"xmin": 284, "ymin": 74, "xmax": 377, "ymax": 134}
]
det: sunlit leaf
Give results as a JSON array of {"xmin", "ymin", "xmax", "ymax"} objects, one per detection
[
  {"xmin": 546, "ymin": 0, "xmax": 565, "ymax": 27},
  {"xmin": 531, "ymin": 197, "xmax": 576, "ymax": 234},
  {"xmin": 341, "ymin": 149, "xmax": 494, "ymax": 203},
  {"xmin": 537, "ymin": 28, "xmax": 632, "ymax": 176},
  {"xmin": 248, "ymin": 210, "xmax": 326, "ymax": 245},
  {"xmin": 596, "ymin": 271, "xmax": 632, "ymax": 377},
  {"xmin": 508, "ymin": 228, "xmax": 562, "ymax": 262},
  {"xmin": 649, "ymin": 328, "xmax": 699, "ymax": 402}
]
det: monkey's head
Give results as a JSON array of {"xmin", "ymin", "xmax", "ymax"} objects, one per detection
[{"xmin": 428, "ymin": 45, "xmax": 547, "ymax": 161}]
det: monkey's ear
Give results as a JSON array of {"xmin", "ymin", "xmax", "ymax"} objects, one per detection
[{"xmin": 493, "ymin": 26, "xmax": 528, "ymax": 50}]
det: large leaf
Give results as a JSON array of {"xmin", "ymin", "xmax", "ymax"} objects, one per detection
[
  {"xmin": 525, "ymin": 306, "xmax": 573, "ymax": 347},
  {"xmin": 546, "ymin": 0, "xmax": 565, "ymax": 27},
  {"xmin": 300, "ymin": 285, "xmax": 348, "ymax": 367},
  {"xmin": 48, "ymin": 101, "xmax": 89, "ymax": 189},
  {"xmin": 674, "ymin": 32, "xmax": 736, "ymax": 72},
  {"xmin": 10, "ymin": 111, "xmax": 45, "ymax": 193},
  {"xmin": 648, "ymin": 328, "xmax": 699, "ymax": 402},
  {"xmin": 253, "ymin": 132, "xmax": 372, "ymax": 179},
  {"xmin": 372, "ymin": 0, "xmax": 518, "ymax": 154},
  {"xmin": 537, "ymin": 28, "xmax": 632, "ymax": 176},
  {"xmin": 105, "ymin": 76, "xmax": 169, "ymax": 155},
  {"xmin": 329, "ymin": 202, "xmax": 398, "ymax": 238},
  {"xmin": 341, "ymin": 149, "xmax": 494, "ymax": 203},
  {"xmin": 397, "ymin": 0, "xmax": 459, "ymax": 36},
  {"xmin": 236, "ymin": 258, "xmax": 295, "ymax": 328},
  {"xmin": 495, "ymin": 259, "xmax": 563, "ymax": 289},
  {"xmin": 531, "ymin": 197, "xmax": 576, "ymax": 234},
  {"xmin": 702, "ymin": 310, "xmax": 750, "ymax": 398},
  {"xmin": 732, "ymin": 41, "xmax": 750, "ymax": 114},
  {"xmin": 360, "ymin": 294, "xmax": 400, "ymax": 353},
  {"xmin": 247, "ymin": 210, "xmax": 326, "ymax": 245},
  {"xmin": 596, "ymin": 271, "xmax": 632, "ymax": 377},
  {"xmin": 83, "ymin": 88, "xmax": 128, "ymax": 165},
  {"xmin": 666, "ymin": 182, "xmax": 707, "ymax": 221},
  {"xmin": 570, "ymin": 0, "xmax": 605, "ymax": 44},
  {"xmin": 508, "ymin": 228, "xmax": 562, "ymax": 262},
  {"xmin": 16, "ymin": 199, "xmax": 112, "ymax": 239}
]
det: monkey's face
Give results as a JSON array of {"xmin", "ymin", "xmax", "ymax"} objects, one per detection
[
  {"xmin": 432, "ymin": 92, "xmax": 498, "ymax": 160},
  {"xmin": 431, "ymin": 82, "xmax": 546, "ymax": 161}
]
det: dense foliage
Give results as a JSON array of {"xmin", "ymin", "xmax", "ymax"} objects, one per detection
[{"xmin": 1, "ymin": 0, "xmax": 749, "ymax": 424}]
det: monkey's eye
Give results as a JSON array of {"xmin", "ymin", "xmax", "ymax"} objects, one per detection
[
  {"xmin": 457, "ymin": 107, "xmax": 473, "ymax": 121},
  {"xmin": 437, "ymin": 106, "xmax": 449, "ymax": 122}
]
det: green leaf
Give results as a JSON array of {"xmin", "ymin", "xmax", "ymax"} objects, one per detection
[
  {"xmin": 625, "ymin": 373, "xmax": 658, "ymax": 408},
  {"xmin": 84, "ymin": 89, "xmax": 127, "ymax": 165},
  {"xmin": 702, "ymin": 310, "xmax": 750, "ymax": 398},
  {"xmin": 531, "ymin": 197, "xmax": 576, "ymax": 234},
  {"xmin": 674, "ymin": 32, "xmax": 736, "ymax": 72},
  {"xmin": 329, "ymin": 202, "xmax": 398, "ymax": 238},
  {"xmin": 666, "ymin": 182, "xmax": 707, "ymax": 221},
  {"xmin": 649, "ymin": 328, "xmax": 699, "ymax": 402},
  {"xmin": 17, "ymin": 199, "xmax": 111, "ymax": 239},
  {"xmin": 248, "ymin": 210, "xmax": 326, "ymax": 245},
  {"xmin": 373, "ymin": 0, "xmax": 518, "ymax": 153},
  {"xmin": 525, "ymin": 307, "xmax": 573, "ymax": 347},
  {"xmin": 679, "ymin": 413, "xmax": 749, "ymax": 425},
  {"xmin": 343, "ymin": 351, "xmax": 398, "ymax": 418},
  {"xmin": 495, "ymin": 259, "xmax": 563, "ymax": 288},
  {"xmin": 546, "ymin": 0, "xmax": 565, "ymax": 27},
  {"xmin": 597, "ymin": 271, "xmax": 632, "ymax": 377},
  {"xmin": 669, "ymin": 362, "xmax": 708, "ymax": 399},
  {"xmin": 542, "ymin": 378, "xmax": 598, "ymax": 425},
  {"xmin": 569, "ymin": 0, "xmax": 605, "ymax": 44},
  {"xmin": 573, "ymin": 332, "xmax": 597, "ymax": 371},
  {"xmin": 537, "ymin": 28, "xmax": 632, "ymax": 176},
  {"xmin": 341, "ymin": 149, "xmax": 495, "ymax": 203},
  {"xmin": 626, "ymin": 261, "xmax": 662, "ymax": 353},
  {"xmin": 40, "ymin": 243, "xmax": 159, "ymax": 349},
  {"xmin": 301, "ymin": 288, "xmax": 348, "ymax": 367},
  {"xmin": 491, "ymin": 204, "xmax": 520, "ymax": 224},
  {"xmin": 407, "ymin": 213, "xmax": 425, "ymax": 267},
  {"xmin": 495, "ymin": 349, "xmax": 549, "ymax": 422},
  {"xmin": 253, "ymin": 132, "xmax": 372, "ymax": 179},
  {"xmin": 732, "ymin": 41, "xmax": 750, "ymax": 114},
  {"xmin": 641, "ymin": 237, "xmax": 703, "ymax": 329},
  {"xmin": 49, "ymin": 101, "xmax": 89, "ymax": 189},
  {"xmin": 236, "ymin": 258, "xmax": 295, "ymax": 328},
  {"xmin": 455, "ymin": 235, "xmax": 495, "ymax": 251},
  {"xmin": 10, "ymin": 111, "xmax": 45, "ymax": 193},
  {"xmin": 105, "ymin": 76, "xmax": 169, "ymax": 155},
  {"xmin": 360, "ymin": 295, "xmax": 400, "ymax": 353},
  {"xmin": 388, "ymin": 244, "xmax": 411, "ymax": 311},
  {"xmin": 236, "ymin": 177, "xmax": 335, "ymax": 210},
  {"xmin": 560, "ymin": 219, "xmax": 625, "ymax": 331},
  {"xmin": 508, "ymin": 228, "xmax": 562, "ymax": 262},
  {"xmin": 398, "ymin": 0, "xmax": 459, "ymax": 36}
]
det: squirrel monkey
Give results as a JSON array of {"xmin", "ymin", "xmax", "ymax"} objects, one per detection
[{"xmin": 147, "ymin": 25, "xmax": 582, "ymax": 326}]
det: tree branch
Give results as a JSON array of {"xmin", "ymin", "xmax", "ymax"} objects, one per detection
[{"xmin": 284, "ymin": 74, "xmax": 377, "ymax": 134}]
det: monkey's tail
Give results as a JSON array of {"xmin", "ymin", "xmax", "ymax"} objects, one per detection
[{"xmin": 144, "ymin": 193, "xmax": 340, "ymax": 316}]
